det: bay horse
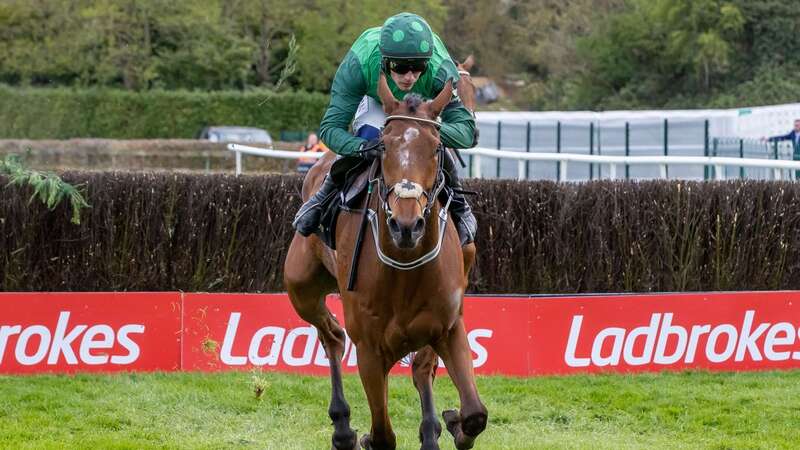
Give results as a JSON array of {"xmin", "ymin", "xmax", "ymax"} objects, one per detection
[
  {"xmin": 284, "ymin": 72, "xmax": 486, "ymax": 450},
  {"xmin": 456, "ymin": 55, "xmax": 476, "ymax": 114}
]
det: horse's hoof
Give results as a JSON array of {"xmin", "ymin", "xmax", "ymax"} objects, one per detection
[
  {"xmin": 442, "ymin": 409, "xmax": 461, "ymax": 436},
  {"xmin": 419, "ymin": 417, "xmax": 442, "ymax": 447},
  {"xmin": 461, "ymin": 411, "xmax": 488, "ymax": 437},
  {"xmin": 360, "ymin": 434, "xmax": 371, "ymax": 450},
  {"xmin": 332, "ymin": 428, "xmax": 359, "ymax": 450},
  {"xmin": 331, "ymin": 439, "xmax": 359, "ymax": 450},
  {"xmin": 331, "ymin": 442, "xmax": 361, "ymax": 450}
]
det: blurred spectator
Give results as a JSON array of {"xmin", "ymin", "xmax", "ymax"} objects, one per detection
[
  {"xmin": 767, "ymin": 119, "xmax": 800, "ymax": 150},
  {"xmin": 767, "ymin": 119, "xmax": 800, "ymax": 178},
  {"xmin": 297, "ymin": 132, "xmax": 329, "ymax": 173}
]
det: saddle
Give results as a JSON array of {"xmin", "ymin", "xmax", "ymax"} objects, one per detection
[{"xmin": 317, "ymin": 157, "xmax": 372, "ymax": 249}]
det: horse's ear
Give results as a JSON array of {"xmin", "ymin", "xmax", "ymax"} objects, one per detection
[
  {"xmin": 378, "ymin": 73, "xmax": 399, "ymax": 115},
  {"xmin": 428, "ymin": 79, "xmax": 453, "ymax": 118},
  {"xmin": 460, "ymin": 55, "xmax": 475, "ymax": 72}
]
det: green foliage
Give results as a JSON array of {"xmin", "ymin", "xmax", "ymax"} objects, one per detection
[
  {"xmin": 468, "ymin": 0, "xmax": 625, "ymax": 109},
  {"xmin": 0, "ymin": 0, "xmax": 293, "ymax": 90},
  {"xmin": 274, "ymin": 34, "xmax": 299, "ymax": 91},
  {"xmin": 0, "ymin": 84, "xmax": 329, "ymax": 139},
  {"xmin": 565, "ymin": 0, "xmax": 742, "ymax": 108},
  {"xmin": 734, "ymin": 0, "xmax": 800, "ymax": 67},
  {"xmin": 0, "ymin": 154, "xmax": 89, "ymax": 224},
  {"xmin": 0, "ymin": 0, "xmax": 446, "ymax": 92},
  {"xmin": 554, "ymin": 0, "xmax": 799, "ymax": 109},
  {"xmin": 290, "ymin": 0, "xmax": 447, "ymax": 91},
  {"xmin": 0, "ymin": 0, "xmax": 798, "ymax": 111},
  {"xmin": 659, "ymin": 0, "xmax": 745, "ymax": 88},
  {"xmin": 708, "ymin": 64, "xmax": 800, "ymax": 108}
]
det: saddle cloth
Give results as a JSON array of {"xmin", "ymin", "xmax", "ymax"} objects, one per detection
[{"xmin": 317, "ymin": 157, "xmax": 371, "ymax": 250}]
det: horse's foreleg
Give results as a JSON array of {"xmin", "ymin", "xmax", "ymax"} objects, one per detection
[
  {"xmin": 434, "ymin": 319, "xmax": 487, "ymax": 450},
  {"xmin": 412, "ymin": 346, "xmax": 442, "ymax": 450},
  {"xmin": 461, "ymin": 242, "xmax": 476, "ymax": 289},
  {"xmin": 291, "ymin": 298, "xmax": 356, "ymax": 450},
  {"xmin": 285, "ymin": 237, "xmax": 357, "ymax": 450},
  {"xmin": 357, "ymin": 349, "xmax": 396, "ymax": 450},
  {"xmin": 323, "ymin": 312, "xmax": 359, "ymax": 450}
]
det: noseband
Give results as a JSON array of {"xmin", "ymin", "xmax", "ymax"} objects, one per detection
[{"xmin": 361, "ymin": 114, "xmax": 452, "ymax": 270}]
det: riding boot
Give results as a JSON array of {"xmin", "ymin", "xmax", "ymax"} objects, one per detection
[
  {"xmin": 292, "ymin": 174, "xmax": 339, "ymax": 237},
  {"xmin": 441, "ymin": 149, "xmax": 477, "ymax": 245}
]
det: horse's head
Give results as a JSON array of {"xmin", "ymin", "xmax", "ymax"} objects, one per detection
[
  {"xmin": 376, "ymin": 73, "xmax": 452, "ymax": 249},
  {"xmin": 456, "ymin": 55, "xmax": 476, "ymax": 113}
]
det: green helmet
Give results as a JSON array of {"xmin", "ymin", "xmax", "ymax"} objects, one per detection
[{"xmin": 379, "ymin": 12, "xmax": 434, "ymax": 59}]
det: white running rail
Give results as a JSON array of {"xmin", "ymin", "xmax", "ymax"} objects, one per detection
[{"xmin": 228, "ymin": 143, "xmax": 800, "ymax": 181}]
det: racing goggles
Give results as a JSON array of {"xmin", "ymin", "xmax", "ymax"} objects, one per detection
[{"xmin": 386, "ymin": 58, "xmax": 428, "ymax": 75}]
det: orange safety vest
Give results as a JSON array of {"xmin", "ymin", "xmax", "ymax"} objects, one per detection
[{"xmin": 298, "ymin": 142, "xmax": 330, "ymax": 165}]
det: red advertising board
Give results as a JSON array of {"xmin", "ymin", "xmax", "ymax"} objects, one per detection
[
  {"xmin": 530, "ymin": 291, "xmax": 800, "ymax": 375},
  {"xmin": 181, "ymin": 293, "xmax": 336, "ymax": 374},
  {"xmin": 460, "ymin": 297, "xmax": 530, "ymax": 375},
  {"xmin": 2, "ymin": 291, "xmax": 800, "ymax": 376},
  {"xmin": 181, "ymin": 294, "xmax": 529, "ymax": 376},
  {"xmin": 0, "ymin": 292, "xmax": 181, "ymax": 374}
]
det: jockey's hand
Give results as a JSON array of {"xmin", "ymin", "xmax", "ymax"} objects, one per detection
[
  {"xmin": 358, "ymin": 138, "xmax": 383, "ymax": 161},
  {"xmin": 472, "ymin": 126, "xmax": 480, "ymax": 148}
]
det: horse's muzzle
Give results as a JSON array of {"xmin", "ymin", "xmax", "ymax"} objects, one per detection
[{"xmin": 387, "ymin": 215, "xmax": 426, "ymax": 249}]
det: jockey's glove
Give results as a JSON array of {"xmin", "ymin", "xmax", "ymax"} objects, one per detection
[
  {"xmin": 472, "ymin": 126, "xmax": 480, "ymax": 148},
  {"xmin": 357, "ymin": 138, "xmax": 383, "ymax": 161}
]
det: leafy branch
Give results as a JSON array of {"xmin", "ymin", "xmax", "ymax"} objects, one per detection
[
  {"xmin": 274, "ymin": 34, "xmax": 299, "ymax": 91},
  {"xmin": 0, "ymin": 154, "xmax": 90, "ymax": 225}
]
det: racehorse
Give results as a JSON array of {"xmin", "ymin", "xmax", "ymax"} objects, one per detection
[
  {"xmin": 456, "ymin": 55, "xmax": 476, "ymax": 113},
  {"xmin": 284, "ymin": 69, "xmax": 486, "ymax": 450}
]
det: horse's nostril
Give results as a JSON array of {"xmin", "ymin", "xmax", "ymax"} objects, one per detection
[
  {"xmin": 388, "ymin": 217, "xmax": 401, "ymax": 234},
  {"xmin": 413, "ymin": 217, "xmax": 425, "ymax": 234}
]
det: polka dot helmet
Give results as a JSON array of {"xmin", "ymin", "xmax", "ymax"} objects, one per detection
[{"xmin": 379, "ymin": 12, "xmax": 434, "ymax": 59}]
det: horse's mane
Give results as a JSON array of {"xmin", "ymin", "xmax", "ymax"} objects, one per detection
[{"xmin": 402, "ymin": 93, "xmax": 424, "ymax": 113}]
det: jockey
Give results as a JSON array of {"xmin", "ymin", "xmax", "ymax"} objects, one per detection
[{"xmin": 292, "ymin": 12, "xmax": 478, "ymax": 246}]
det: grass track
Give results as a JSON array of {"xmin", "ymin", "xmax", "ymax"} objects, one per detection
[{"xmin": 1, "ymin": 370, "xmax": 799, "ymax": 449}]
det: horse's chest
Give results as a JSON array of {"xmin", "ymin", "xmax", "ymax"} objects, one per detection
[{"xmin": 383, "ymin": 287, "xmax": 463, "ymax": 352}]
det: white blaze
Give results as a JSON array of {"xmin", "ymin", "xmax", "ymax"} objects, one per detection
[{"xmin": 403, "ymin": 127, "xmax": 419, "ymax": 143}]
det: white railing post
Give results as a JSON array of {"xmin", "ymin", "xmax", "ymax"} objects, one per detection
[
  {"xmin": 473, "ymin": 154, "xmax": 482, "ymax": 178},
  {"xmin": 715, "ymin": 164, "xmax": 725, "ymax": 180},
  {"xmin": 235, "ymin": 150, "xmax": 242, "ymax": 175},
  {"xmin": 559, "ymin": 160, "xmax": 568, "ymax": 182},
  {"xmin": 660, "ymin": 164, "xmax": 667, "ymax": 179},
  {"xmin": 774, "ymin": 168, "xmax": 782, "ymax": 180},
  {"xmin": 517, "ymin": 160, "xmax": 525, "ymax": 181},
  {"xmin": 609, "ymin": 164, "xmax": 617, "ymax": 180}
]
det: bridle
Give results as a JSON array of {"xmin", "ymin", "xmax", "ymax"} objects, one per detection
[
  {"xmin": 362, "ymin": 114, "xmax": 452, "ymax": 270},
  {"xmin": 379, "ymin": 115, "xmax": 447, "ymax": 222}
]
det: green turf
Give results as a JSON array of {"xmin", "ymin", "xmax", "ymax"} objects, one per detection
[{"xmin": 1, "ymin": 370, "xmax": 799, "ymax": 449}]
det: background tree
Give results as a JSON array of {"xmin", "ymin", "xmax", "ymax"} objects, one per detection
[
  {"xmin": 0, "ymin": 0, "xmax": 798, "ymax": 110},
  {"xmin": 291, "ymin": 0, "xmax": 446, "ymax": 92}
]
